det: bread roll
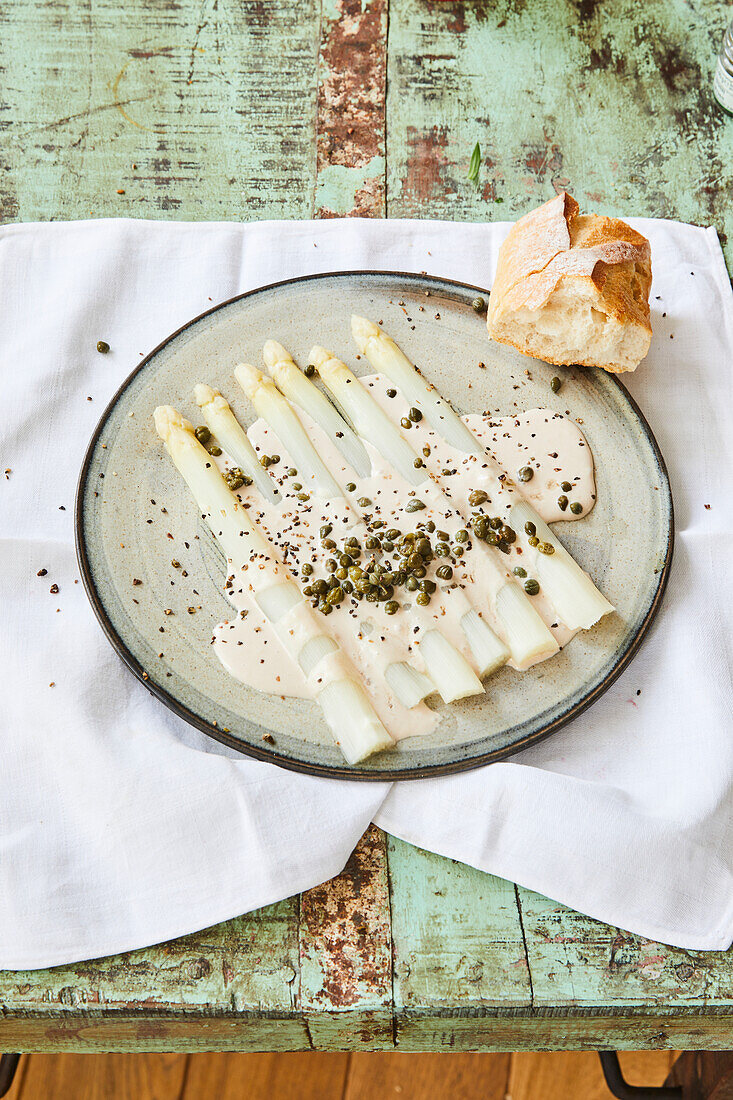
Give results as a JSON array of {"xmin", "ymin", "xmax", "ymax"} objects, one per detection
[{"xmin": 487, "ymin": 193, "xmax": 652, "ymax": 374}]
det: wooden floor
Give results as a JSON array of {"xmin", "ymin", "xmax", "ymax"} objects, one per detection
[{"xmin": 4, "ymin": 1051, "xmax": 679, "ymax": 1099}]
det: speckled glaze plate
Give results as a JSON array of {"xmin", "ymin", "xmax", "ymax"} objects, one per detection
[{"xmin": 76, "ymin": 272, "xmax": 673, "ymax": 780}]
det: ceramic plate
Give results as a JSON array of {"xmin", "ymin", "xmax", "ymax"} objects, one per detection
[{"xmin": 76, "ymin": 272, "xmax": 673, "ymax": 780}]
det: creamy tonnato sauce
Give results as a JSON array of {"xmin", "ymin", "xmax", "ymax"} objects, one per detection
[{"xmin": 211, "ymin": 375, "xmax": 595, "ymax": 740}]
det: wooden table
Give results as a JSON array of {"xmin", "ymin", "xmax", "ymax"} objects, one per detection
[{"xmin": 2, "ymin": 0, "xmax": 732, "ymax": 1057}]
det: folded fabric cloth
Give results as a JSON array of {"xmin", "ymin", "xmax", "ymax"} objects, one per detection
[{"xmin": 1, "ymin": 216, "xmax": 730, "ymax": 968}]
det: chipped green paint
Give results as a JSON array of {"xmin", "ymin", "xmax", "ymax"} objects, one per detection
[
  {"xmin": 2, "ymin": 0, "xmax": 733, "ymax": 1054},
  {"xmin": 315, "ymin": 156, "xmax": 386, "ymax": 216}
]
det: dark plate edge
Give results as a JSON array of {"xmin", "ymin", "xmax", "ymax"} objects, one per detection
[{"xmin": 75, "ymin": 270, "xmax": 675, "ymax": 782}]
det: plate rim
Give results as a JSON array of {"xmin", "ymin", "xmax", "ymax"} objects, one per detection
[{"xmin": 75, "ymin": 269, "xmax": 675, "ymax": 782}]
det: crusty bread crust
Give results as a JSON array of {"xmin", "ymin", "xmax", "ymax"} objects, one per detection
[{"xmin": 487, "ymin": 193, "xmax": 652, "ymax": 373}]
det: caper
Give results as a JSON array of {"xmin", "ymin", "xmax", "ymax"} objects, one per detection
[
  {"xmin": 349, "ymin": 566, "xmax": 364, "ymax": 582},
  {"xmin": 386, "ymin": 388, "xmax": 397, "ymax": 398},
  {"xmin": 302, "ymin": 563, "xmax": 314, "ymax": 577},
  {"xmin": 379, "ymin": 584, "xmax": 394, "ymax": 600},
  {"xmin": 416, "ymin": 538, "xmax": 432, "ymax": 558},
  {"xmin": 325, "ymin": 558, "xmax": 337, "ymax": 573},
  {"xmin": 538, "ymin": 542, "xmax": 555, "ymax": 555},
  {"xmin": 319, "ymin": 600, "xmax": 333, "ymax": 615},
  {"xmin": 453, "ymin": 545, "xmax": 464, "ymax": 557},
  {"xmin": 524, "ymin": 578, "xmax": 540, "ymax": 596},
  {"xmin": 414, "ymin": 458, "xmax": 424, "ymax": 469},
  {"xmin": 227, "ymin": 476, "xmax": 244, "ymax": 491},
  {"xmin": 336, "ymin": 567, "xmax": 348, "ymax": 581},
  {"xmin": 241, "ymin": 475, "xmax": 253, "ymax": 486},
  {"xmin": 322, "ymin": 538, "xmax": 336, "ymax": 550},
  {"xmin": 292, "ymin": 483, "xmax": 303, "ymax": 491},
  {"xmin": 557, "ymin": 495, "xmax": 569, "ymax": 511},
  {"xmin": 356, "ymin": 577, "xmax": 372, "ymax": 593},
  {"xmin": 524, "ymin": 521, "xmax": 536, "ymax": 536},
  {"xmin": 408, "ymin": 406, "xmax": 423, "ymax": 422},
  {"xmin": 407, "ymin": 552, "xmax": 423, "ymax": 570},
  {"xmin": 392, "ymin": 570, "xmax": 406, "ymax": 587},
  {"xmin": 270, "ymin": 454, "xmax": 280, "ymax": 464},
  {"xmin": 551, "ymin": 376, "xmax": 562, "ymax": 394},
  {"xmin": 303, "ymin": 585, "xmax": 313, "ymax": 596},
  {"xmin": 436, "ymin": 530, "xmax": 449, "ymax": 542},
  {"xmin": 327, "ymin": 587, "xmax": 344, "ymax": 604},
  {"xmin": 436, "ymin": 564, "xmax": 453, "ymax": 580},
  {"xmin": 381, "ymin": 570, "xmax": 394, "ymax": 586},
  {"xmin": 365, "ymin": 587, "xmax": 379, "ymax": 602},
  {"xmin": 339, "ymin": 554, "xmax": 352, "ymax": 568},
  {"xmin": 419, "ymin": 579, "xmax": 436, "ymax": 594},
  {"xmin": 528, "ymin": 535, "xmax": 539, "ymax": 547},
  {"xmin": 561, "ymin": 481, "xmax": 572, "ymax": 492},
  {"xmin": 297, "ymin": 492, "xmax": 310, "ymax": 502},
  {"xmin": 385, "ymin": 600, "xmax": 399, "ymax": 615},
  {"xmin": 382, "ymin": 540, "xmax": 394, "ymax": 552},
  {"xmin": 469, "ymin": 489, "xmax": 489, "ymax": 506},
  {"xmin": 486, "ymin": 531, "xmax": 499, "ymax": 546},
  {"xmin": 405, "ymin": 575, "xmax": 419, "ymax": 592},
  {"xmin": 400, "ymin": 417, "xmax": 412, "ymax": 430},
  {"xmin": 345, "ymin": 482, "xmax": 356, "ymax": 492},
  {"xmin": 342, "ymin": 581, "xmax": 353, "ymax": 593},
  {"xmin": 345, "ymin": 535, "xmax": 360, "ymax": 547},
  {"xmin": 472, "ymin": 296, "xmax": 486, "ymax": 313},
  {"xmin": 570, "ymin": 502, "xmax": 583, "ymax": 515},
  {"xmin": 422, "ymin": 445, "xmax": 431, "ymax": 457},
  {"xmin": 425, "ymin": 520, "xmax": 436, "ymax": 533},
  {"xmin": 287, "ymin": 467, "xmax": 298, "ymax": 477},
  {"xmin": 513, "ymin": 566, "xmax": 527, "ymax": 578},
  {"xmin": 365, "ymin": 535, "xmax": 380, "ymax": 550},
  {"xmin": 455, "ymin": 529, "xmax": 469, "ymax": 543},
  {"xmin": 412, "ymin": 564, "xmax": 427, "ymax": 578},
  {"xmin": 499, "ymin": 525, "xmax": 516, "ymax": 544},
  {"xmin": 304, "ymin": 363, "xmax": 316, "ymax": 377},
  {"xmin": 490, "ymin": 517, "xmax": 503, "ymax": 530},
  {"xmin": 208, "ymin": 444, "xmax": 222, "ymax": 456},
  {"xmin": 357, "ymin": 496, "xmax": 372, "ymax": 508},
  {"xmin": 312, "ymin": 579, "xmax": 328, "ymax": 595},
  {"xmin": 96, "ymin": 340, "xmax": 110, "ymax": 353},
  {"xmin": 371, "ymin": 519, "xmax": 384, "ymax": 528},
  {"xmin": 405, "ymin": 499, "xmax": 425, "ymax": 512},
  {"xmin": 416, "ymin": 591, "xmax": 431, "ymax": 606},
  {"xmin": 320, "ymin": 524, "xmax": 332, "ymax": 538},
  {"xmin": 386, "ymin": 528, "xmax": 401, "ymax": 540},
  {"xmin": 518, "ymin": 466, "xmax": 534, "ymax": 482},
  {"xmin": 194, "ymin": 425, "xmax": 211, "ymax": 444},
  {"xmin": 260, "ymin": 455, "xmax": 271, "ymax": 467},
  {"xmin": 473, "ymin": 516, "xmax": 489, "ymax": 540}
]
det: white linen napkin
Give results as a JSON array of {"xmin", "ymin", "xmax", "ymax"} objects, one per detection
[{"xmin": 1, "ymin": 216, "xmax": 730, "ymax": 968}]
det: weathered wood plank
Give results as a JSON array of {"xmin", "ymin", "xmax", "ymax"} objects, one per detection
[
  {"xmin": 517, "ymin": 887, "xmax": 733, "ymax": 1009},
  {"xmin": 315, "ymin": 0, "xmax": 387, "ymax": 217},
  {"xmin": 0, "ymin": 900, "xmax": 300, "ymax": 1015},
  {"xmin": 0, "ymin": 0, "xmax": 319, "ymax": 222},
  {"xmin": 388, "ymin": 837, "xmax": 532, "ymax": 1012},
  {"xmin": 386, "ymin": 0, "xmax": 733, "ymax": 269},
  {"xmin": 299, "ymin": 825, "xmax": 393, "ymax": 1050}
]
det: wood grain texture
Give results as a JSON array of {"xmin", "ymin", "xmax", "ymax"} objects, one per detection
[
  {"xmin": 0, "ymin": 0, "xmax": 320, "ymax": 222},
  {"xmin": 17, "ymin": 1053, "xmax": 188, "ymax": 1100},
  {"xmin": 300, "ymin": 826, "xmax": 393, "ymax": 1049},
  {"xmin": 345, "ymin": 1052, "xmax": 511, "ymax": 1099},
  {"xmin": 182, "ymin": 1052, "xmax": 349, "ymax": 1100},
  {"xmin": 386, "ymin": 0, "xmax": 733, "ymax": 269},
  {"xmin": 509, "ymin": 1051, "xmax": 678, "ymax": 1100},
  {"xmin": 316, "ymin": 0, "xmax": 387, "ymax": 217}
]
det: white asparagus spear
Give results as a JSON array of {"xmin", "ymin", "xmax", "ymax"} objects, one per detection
[
  {"xmin": 234, "ymin": 364, "xmax": 343, "ymax": 498},
  {"xmin": 351, "ymin": 315, "xmax": 614, "ymax": 631},
  {"xmin": 154, "ymin": 405, "xmax": 393, "ymax": 764},
  {"xmin": 232, "ymin": 361, "xmax": 484, "ymax": 701},
  {"xmin": 194, "ymin": 384, "xmax": 280, "ymax": 505},
  {"xmin": 310, "ymin": 346, "xmax": 556, "ymax": 668},
  {"xmin": 263, "ymin": 340, "xmax": 371, "ymax": 477}
]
